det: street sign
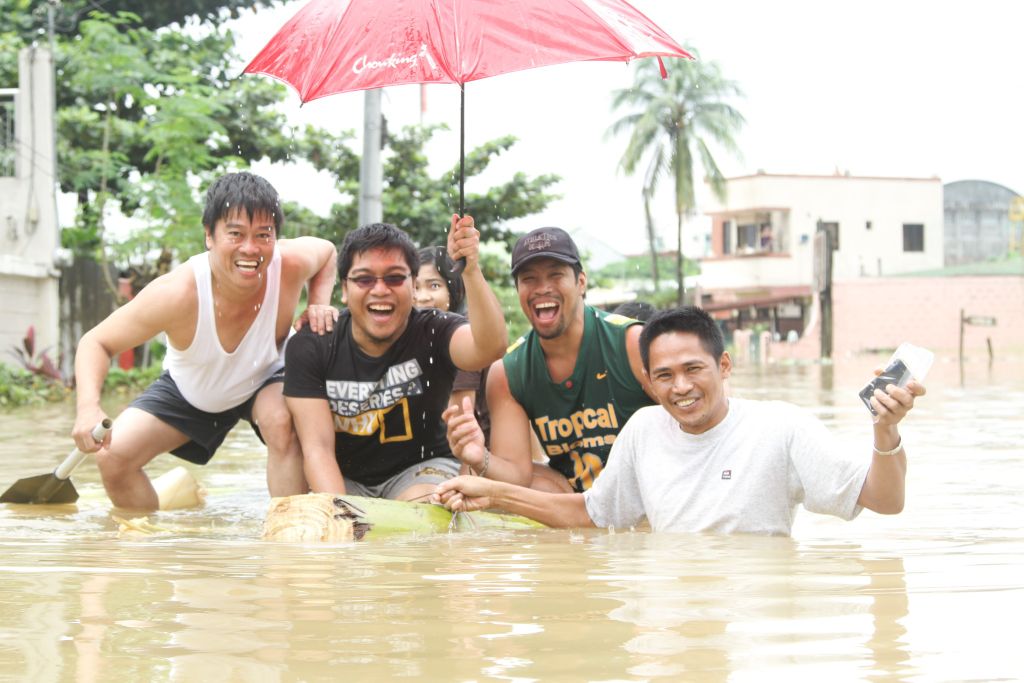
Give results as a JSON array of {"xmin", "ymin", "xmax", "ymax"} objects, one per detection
[{"xmin": 964, "ymin": 315, "xmax": 997, "ymax": 327}]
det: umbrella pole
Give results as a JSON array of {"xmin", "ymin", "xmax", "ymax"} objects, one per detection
[{"xmin": 459, "ymin": 85, "xmax": 465, "ymax": 217}]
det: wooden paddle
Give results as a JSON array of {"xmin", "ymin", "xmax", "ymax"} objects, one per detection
[{"xmin": 0, "ymin": 419, "xmax": 112, "ymax": 505}]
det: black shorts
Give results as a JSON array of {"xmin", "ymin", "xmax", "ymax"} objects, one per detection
[{"xmin": 129, "ymin": 370, "xmax": 284, "ymax": 465}]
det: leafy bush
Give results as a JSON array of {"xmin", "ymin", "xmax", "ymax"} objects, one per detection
[
  {"xmin": 0, "ymin": 364, "xmax": 71, "ymax": 407},
  {"xmin": 104, "ymin": 364, "xmax": 162, "ymax": 396}
]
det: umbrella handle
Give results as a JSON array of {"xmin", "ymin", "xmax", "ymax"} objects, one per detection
[
  {"xmin": 456, "ymin": 85, "xmax": 467, "ymax": 270},
  {"xmin": 54, "ymin": 419, "xmax": 113, "ymax": 481}
]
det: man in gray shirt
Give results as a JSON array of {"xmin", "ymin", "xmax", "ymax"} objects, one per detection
[{"xmin": 434, "ymin": 307, "xmax": 926, "ymax": 535}]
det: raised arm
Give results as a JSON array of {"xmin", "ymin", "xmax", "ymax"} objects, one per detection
[
  {"xmin": 857, "ymin": 378, "xmax": 926, "ymax": 514},
  {"xmin": 446, "ymin": 361, "xmax": 534, "ymax": 486},
  {"xmin": 446, "ymin": 214, "xmax": 507, "ymax": 371},
  {"xmin": 283, "ymin": 236, "xmax": 338, "ymax": 334}
]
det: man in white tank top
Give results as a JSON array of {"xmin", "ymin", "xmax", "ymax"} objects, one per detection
[{"xmin": 71, "ymin": 172, "xmax": 338, "ymax": 511}]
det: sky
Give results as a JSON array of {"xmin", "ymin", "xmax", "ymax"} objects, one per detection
[{"xmin": 231, "ymin": 0, "xmax": 1024, "ymax": 266}]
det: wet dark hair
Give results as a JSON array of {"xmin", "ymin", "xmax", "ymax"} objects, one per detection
[
  {"xmin": 417, "ymin": 246, "xmax": 466, "ymax": 313},
  {"xmin": 613, "ymin": 300, "xmax": 656, "ymax": 322},
  {"xmin": 639, "ymin": 307, "xmax": 725, "ymax": 371},
  {"xmin": 338, "ymin": 222, "xmax": 419, "ymax": 278},
  {"xmin": 201, "ymin": 172, "xmax": 283, "ymax": 234}
]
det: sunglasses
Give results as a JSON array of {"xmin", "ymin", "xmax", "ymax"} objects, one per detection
[{"xmin": 346, "ymin": 273, "xmax": 411, "ymax": 289}]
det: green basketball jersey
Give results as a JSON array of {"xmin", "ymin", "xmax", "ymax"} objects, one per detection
[{"xmin": 503, "ymin": 305, "xmax": 654, "ymax": 492}]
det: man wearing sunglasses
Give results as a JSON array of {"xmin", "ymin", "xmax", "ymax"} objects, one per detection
[{"xmin": 283, "ymin": 217, "xmax": 507, "ymax": 501}]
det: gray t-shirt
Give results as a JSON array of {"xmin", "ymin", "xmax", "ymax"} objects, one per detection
[{"xmin": 583, "ymin": 398, "xmax": 869, "ymax": 535}]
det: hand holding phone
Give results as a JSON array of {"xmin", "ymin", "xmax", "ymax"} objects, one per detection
[{"xmin": 858, "ymin": 343, "xmax": 933, "ymax": 416}]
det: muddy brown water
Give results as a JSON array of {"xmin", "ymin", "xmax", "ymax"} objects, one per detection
[{"xmin": 1, "ymin": 356, "xmax": 1021, "ymax": 681}]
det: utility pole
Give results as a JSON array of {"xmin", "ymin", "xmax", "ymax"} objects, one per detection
[{"xmin": 358, "ymin": 89, "xmax": 383, "ymax": 226}]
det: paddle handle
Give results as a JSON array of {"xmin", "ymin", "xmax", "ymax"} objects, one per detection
[{"xmin": 54, "ymin": 419, "xmax": 112, "ymax": 480}]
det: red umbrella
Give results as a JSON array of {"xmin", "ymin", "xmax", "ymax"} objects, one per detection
[{"xmin": 243, "ymin": 0, "xmax": 692, "ymax": 215}]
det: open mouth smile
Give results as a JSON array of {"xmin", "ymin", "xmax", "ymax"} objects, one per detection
[
  {"xmin": 368, "ymin": 302, "xmax": 395, "ymax": 320},
  {"xmin": 235, "ymin": 255, "xmax": 265, "ymax": 274},
  {"xmin": 533, "ymin": 301, "xmax": 559, "ymax": 322}
]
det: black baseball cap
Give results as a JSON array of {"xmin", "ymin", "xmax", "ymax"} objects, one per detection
[{"xmin": 510, "ymin": 227, "xmax": 582, "ymax": 277}]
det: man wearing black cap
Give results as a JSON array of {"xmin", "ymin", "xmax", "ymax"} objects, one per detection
[{"xmin": 444, "ymin": 227, "xmax": 655, "ymax": 493}]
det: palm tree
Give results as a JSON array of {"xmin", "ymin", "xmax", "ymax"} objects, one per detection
[{"xmin": 609, "ymin": 54, "xmax": 744, "ymax": 305}]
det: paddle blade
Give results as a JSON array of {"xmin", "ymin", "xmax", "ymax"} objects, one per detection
[{"xmin": 0, "ymin": 473, "xmax": 79, "ymax": 505}]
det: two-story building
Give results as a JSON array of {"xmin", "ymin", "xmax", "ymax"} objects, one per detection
[{"xmin": 697, "ymin": 172, "xmax": 944, "ymax": 343}]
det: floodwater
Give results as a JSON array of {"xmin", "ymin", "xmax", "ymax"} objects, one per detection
[{"xmin": 0, "ymin": 355, "xmax": 1021, "ymax": 681}]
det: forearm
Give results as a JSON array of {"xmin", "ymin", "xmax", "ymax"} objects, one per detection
[
  {"xmin": 305, "ymin": 238, "xmax": 338, "ymax": 305},
  {"xmin": 473, "ymin": 447, "xmax": 533, "ymax": 488},
  {"xmin": 74, "ymin": 334, "xmax": 114, "ymax": 411},
  {"xmin": 858, "ymin": 424, "xmax": 907, "ymax": 514},
  {"xmin": 304, "ymin": 450, "xmax": 347, "ymax": 494},
  {"xmin": 489, "ymin": 482, "xmax": 594, "ymax": 528},
  {"xmin": 287, "ymin": 395, "xmax": 345, "ymax": 493},
  {"xmin": 462, "ymin": 267, "xmax": 507, "ymax": 365}
]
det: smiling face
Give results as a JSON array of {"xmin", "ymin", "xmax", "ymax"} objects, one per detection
[
  {"xmin": 413, "ymin": 262, "xmax": 451, "ymax": 311},
  {"xmin": 341, "ymin": 247, "xmax": 414, "ymax": 356},
  {"xmin": 644, "ymin": 331, "xmax": 732, "ymax": 435},
  {"xmin": 515, "ymin": 258, "xmax": 586, "ymax": 340},
  {"xmin": 204, "ymin": 209, "xmax": 276, "ymax": 291}
]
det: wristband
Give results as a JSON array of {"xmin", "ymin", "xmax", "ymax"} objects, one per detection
[
  {"xmin": 475, "ymin": 448, "xmax": 491, "ymax": 477},
  {"xmin": 872, "ymin": 437, "xmax": 903, "ymax": 456}
]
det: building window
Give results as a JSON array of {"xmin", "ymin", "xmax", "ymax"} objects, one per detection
[
  {"xmin": 0, "ymin": 92, "xmax": 14, "ymax": 177},
  {"xmin": 737, "ymin": 223, "xmax": 759, "ymax": 251},
  {"xmin": 903, "ymin": 223, "xmax": 924, "ymax": 252}
]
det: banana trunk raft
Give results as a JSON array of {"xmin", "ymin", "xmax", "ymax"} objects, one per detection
[{"xmin": 262, "ymin": 492, "xmax": 545, "ymax": 542}]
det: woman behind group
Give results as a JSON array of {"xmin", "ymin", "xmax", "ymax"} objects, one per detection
[{"xmin": 415, "ymin": 246, "xmax": 491, "ymax": 443}]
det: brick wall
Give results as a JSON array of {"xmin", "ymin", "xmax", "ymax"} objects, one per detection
[{"xmin": 767, "ymin": 276, "xmax": 1024, "ymax": 362}]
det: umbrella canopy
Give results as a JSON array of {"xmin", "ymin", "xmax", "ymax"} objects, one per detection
[{"xmin": 243, "ymin": 0, "xmax": 692, "ymax": 212}]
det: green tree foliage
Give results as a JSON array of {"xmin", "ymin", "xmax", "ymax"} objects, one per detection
[
  {"xmin": 1, "ymin": 5, "xmax": 301, "ymax": 295},
  {"xmin": 609, "ymin": 53, "xmax": 744, "ymax": 305},
  {"xmin": 2, "ymin": 0, "xmax": 276, "ymax": 37},
  {"xmin": 2, "ymin": 3, "xmax": 559, "ymax": 313},
  {"xmin": 302, "ymin": 123, "xmax": 561, "ymax": 251}
]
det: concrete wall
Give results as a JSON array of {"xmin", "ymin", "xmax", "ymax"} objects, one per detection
[
  {"xmin": 830, "ymin": 275, "xmax": 1024, "ymax": 358},
  {"xmin": 767, "ymin": 275, "xmax": 1024, "ymax": 361},
  {"xmin": 0, "ymin": 47, "xmax": 59, "ymax": 368}
]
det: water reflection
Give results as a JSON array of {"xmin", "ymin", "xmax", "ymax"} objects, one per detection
[{"xmin": 0, "ymin": 359, "xmax": 1022, "ymax": 679}]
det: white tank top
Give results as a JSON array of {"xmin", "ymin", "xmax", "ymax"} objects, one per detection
[{"xmin": 163, "ymin": 248, "xmax": 285, "ymax": 413}]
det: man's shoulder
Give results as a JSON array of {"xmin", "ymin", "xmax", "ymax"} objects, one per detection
[
  {"xmin": 589, "ymin": 306, "xmax": 641, "ymax": 329},
  {"xmin": 284, "ymin": 321, "xmax": 342, "ymax": 373},
  {"xmin": 586, "ymin": 306, "xmax": 642, "ymax": 345},
  {"xmin": 136, "ymin": 261, "xmax": 198, "ymax": 309},
  {"xmin": 277, "ymin": 236, "xmax": 330, "ymax": 258},
  {"xmin": 276, "ymin": 237, "xmax": 331, "ymax": 280},
  {"xmin": 729, "ymin": 398, "xmax": 812, "ymax": 430},
  {"xmin": 505, "ymin": 332, "xmax": 529, "ymax": 354}
]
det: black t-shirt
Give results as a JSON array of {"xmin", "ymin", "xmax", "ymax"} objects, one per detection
[{"xmin": 284, "ymin": 307, "xmax": 466, "ymax": 486}]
